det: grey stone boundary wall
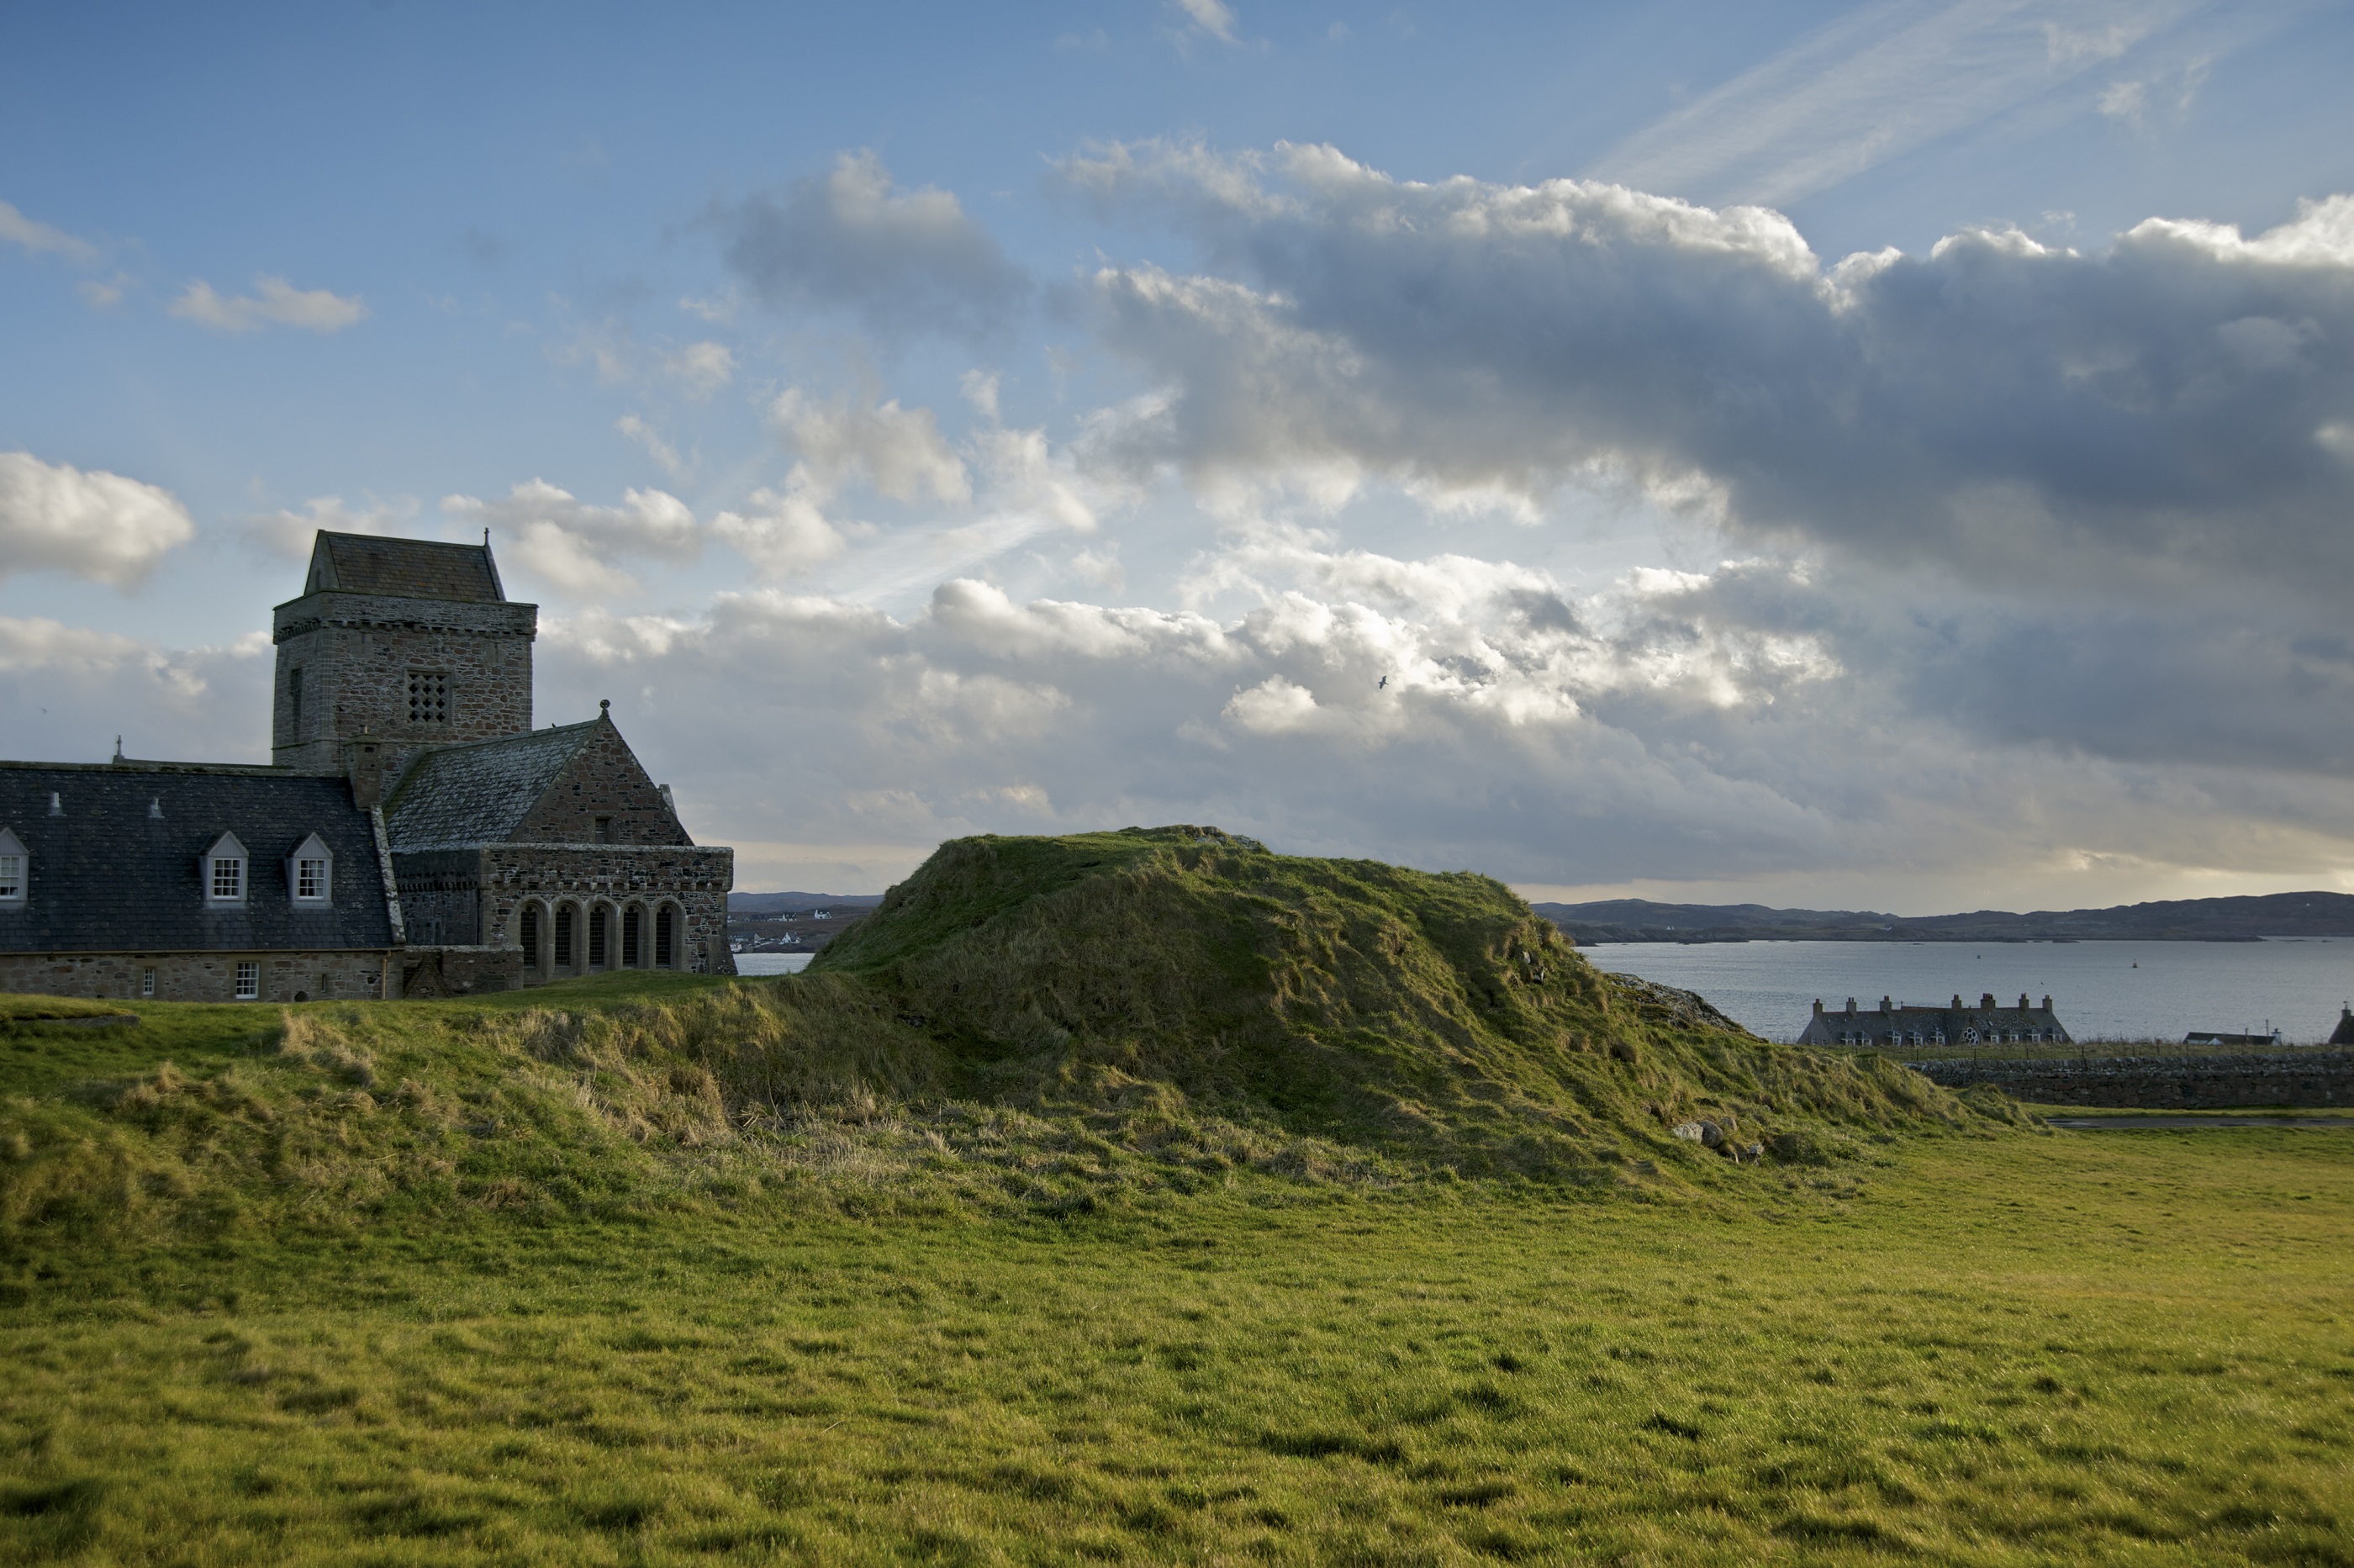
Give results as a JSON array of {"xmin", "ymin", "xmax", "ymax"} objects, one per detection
[
  {"xmin": 0, "ymin": 949, "xmax": 390, "ymax": 1004},
  {"xmin": 1907, "ymin": 1051, "xmax": 2354, "ymax": 1108}
]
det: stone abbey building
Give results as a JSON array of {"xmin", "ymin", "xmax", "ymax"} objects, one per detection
[
  {"xmin": 0, "ymin": 531, "xmax": 734, "ymax": 1001},
  {"xmin": 1796, "ymin": 992, "xmax": 2072, "ymax": 1048}
]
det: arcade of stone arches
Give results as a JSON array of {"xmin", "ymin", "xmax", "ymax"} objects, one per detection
[{"xmin": 515, "ymin": 895, "xmax": 689, "ymax": 978}]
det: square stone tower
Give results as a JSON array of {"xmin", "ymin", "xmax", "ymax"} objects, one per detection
[{"xmin": 272, "ymin": 531, "xmax": 539, "ymax": 782}]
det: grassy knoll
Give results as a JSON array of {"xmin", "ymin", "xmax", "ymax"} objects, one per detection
[{"xmin": 2, "ymin": 829, "xmax": 2345, "ymax": 1561}]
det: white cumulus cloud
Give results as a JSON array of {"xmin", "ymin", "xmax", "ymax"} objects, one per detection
[
  {"xmin": 244, "ymin": 494, "xmax": 420, "ymax": 557},
  {"xmin": 711, "ymin": 488, "xmax": 850, "ymax": 580},
  {"xmin": 0, "ymin": 452, "xmax": 194, "ymax": 587},
  {"xmin": 771, "ymin": 388, "xmax": 971, "ymax": 505},
  {"xmin": 443, "ymin": 480, "xmax": 702, "ymax": 596},
  {"xmin": 1067, "ymin": 143, "xmax": 2354, "ymax": 607}
]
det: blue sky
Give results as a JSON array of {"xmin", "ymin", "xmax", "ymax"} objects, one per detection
[{"xmin": 5, "ymin": 0, "xmax": 2352, "ymax": 907}]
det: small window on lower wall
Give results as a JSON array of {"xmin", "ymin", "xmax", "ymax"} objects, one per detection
[
  {"xmin": 235, "ymin": 961, "xmax": 260, "ymax": 1000},
  {"xmin": 141, "ymin": 968, "xmax": 156, "ymax": 998}
]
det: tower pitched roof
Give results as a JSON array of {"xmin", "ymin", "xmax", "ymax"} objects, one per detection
[{"xmin": 304, "ymin": 531, "xmax": 506, "ymax": 603}]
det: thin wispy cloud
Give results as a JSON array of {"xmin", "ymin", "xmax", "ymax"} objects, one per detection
[
  {"xmin": 170, "ymin": 275, "xmax": 370, "ymax": 334},
  {"xmin": 1171, "ymin": 0, "xmax": 1240, "ymax": 45},
  {"xmin": 0, "ymin": 199, "xmax": 99, "ymax": 262},
  {"xmin": 1587, "ymin": 0, "xmax": 2221, "ymax": 207}
]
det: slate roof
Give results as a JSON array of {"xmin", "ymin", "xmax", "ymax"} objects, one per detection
[
  {"xmin": 0, "ymin": 763, "xmax": 396, "ymax": 953},
  {"xmin": 1796, "ymin": 994, "xmax": 2071, "ymax": 1046},
  {"xmin": 304, "ymin": 531, "xmax": 505, "ymax": 603},
  {"xmin": 382, "ymin": 721, "xmax": 599, "ymax": 850}
]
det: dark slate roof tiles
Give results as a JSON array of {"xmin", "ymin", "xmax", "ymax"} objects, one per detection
[
  {"xmin": 0, "ymin": 763, "xmax": 395, "ymax": 953},
  {"xmin": 382, "ymin": 721, "xmax": 599, "ymax": 849},
  {"xmin": 304, "ymin": 531, "xmax": 504, "ymax": 603}
]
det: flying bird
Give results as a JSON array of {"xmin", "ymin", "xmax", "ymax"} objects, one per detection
[{"xmin": 1378, "ymin": 675, "xmax": 1388, "ymax": 690}]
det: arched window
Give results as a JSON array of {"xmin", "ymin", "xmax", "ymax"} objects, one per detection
[
  {"xmin": 622, "ymin": 905, "xmax": 641, "ymax": 968},
  {"xmin": 588, "ymin": 906, "xmax": 609, "ymax": 969},
  {"xmin": 554, "ymin": 905, "xmax": 575, "ymax": 967},
  {"xmin": 520, "ymin": 903, "xmax": 541, "ymax": 969},
  {"xmin": 655, "ymin": 905, "xmax": 676, "ymax": 969}
]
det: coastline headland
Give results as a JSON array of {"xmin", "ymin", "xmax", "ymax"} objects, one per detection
[{"xmin": 1537, "ymin": 890, "xmax": 2354, "ymax": 945}]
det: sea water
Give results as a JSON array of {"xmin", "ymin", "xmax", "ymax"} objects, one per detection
[{"xmin": 1588, "ymin": 939, "xmax": 2354, "ymax": 1044}]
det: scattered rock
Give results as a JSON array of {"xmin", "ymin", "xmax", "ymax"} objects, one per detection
[
  {"xmin": 1743, "ymin": 1142, "xmax": 1765, "ymax": 1161},
  {"xmin": 1671, "ymin": 1122, "xmax": 1707, "ymax": 1142},
  {"xmin": 1697, "ymin": 1120, "xmax": 1727, "ymax": 1148}
]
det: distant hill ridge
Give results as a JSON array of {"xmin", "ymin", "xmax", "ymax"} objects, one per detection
[
  {"xmin": 728, "ymin": 891, "xmax": 886, "ymax": 916},
  {"xmin": 1533, "ymin": 891, "xmax": 2354, "ymax": 944}
]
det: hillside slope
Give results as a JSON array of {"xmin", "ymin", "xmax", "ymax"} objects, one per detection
[
  {"xmin": 810, "ymin": 826, "xmax": 2006, "ymax": 1180},
  {"xmin": 2, "ymin": 829, "xmax": 2021, "ymax": 1249}
]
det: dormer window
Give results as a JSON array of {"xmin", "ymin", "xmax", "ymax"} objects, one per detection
[
  {"xmin": 203, "ymin": 832, "xmax": 248, "ymax": 907},
  {"xmin": 0, "ymin": 826, "xmax": 24, "ymax": 906},
  {"xmin": 287, "ymin": 832, "xmax": 334, "ymax": 905}
]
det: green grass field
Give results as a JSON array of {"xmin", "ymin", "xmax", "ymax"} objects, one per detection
[
  {"xmin": 3, "ymin": 832, "xmax": 2348, "ymax": 1563},
  {"xmin": 2, "ymin": 1114, "xmax": 2347, "ymax": 1565}
]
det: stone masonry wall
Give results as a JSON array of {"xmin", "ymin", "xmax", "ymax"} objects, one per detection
[
  {"xmin": 402, "ymin": 843, "xmax": 735, "ymax": 979},
  {"xmin": 392, "ymin": 945, "xmax": 522, "ymax": 999},
  {"xmin": 509, "ymin": 721, "xmax": 691, "ymax": 846},
  {"xmin": 394, "ymin": 848, "xmax": 484, "ymax": 946},
  {"xmin": 272, "ymin": 592, "xmax": 536, "ymax": 773},
  {"xmin": 0, "ymin": 948, "xmax": 391, "ymax": 1004},
  {"xmin": 1909, "ymin": 1051, "xmax": 2354, "ymax": 1107}
]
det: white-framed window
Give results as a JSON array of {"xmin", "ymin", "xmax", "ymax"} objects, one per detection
[
  {"xmin": 203, "ymin": 832, "xmax": 248, "ymax": 907},
  {"xmin": 235, "ymin": 961, "xmax": 260, "ymax": 1000},
  {"xmin": 0, "ymin": 826, "xmax": 24, "ymax": 905},
  {"xmin": 286, "ymin": 832, "xmax": 334, "ymax": 905},
  {"xmin": 407, "ymin": 669, "xmax": 449, "ymax": 724},
  {"xmin": 141, "ymin": 968, "xmax": 156, "ymax": 998}
]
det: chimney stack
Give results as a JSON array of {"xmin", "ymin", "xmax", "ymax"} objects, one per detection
[{"xmin": 345, "ymin": 734, "xmax": 392, "ymax": 810}]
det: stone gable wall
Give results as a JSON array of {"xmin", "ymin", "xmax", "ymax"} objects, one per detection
[
  {"xmin": 509, "ymin": 723, "xmax": 691, "ymax": 846},
  {"xmin": 1910, "ymin": 1051, "xmax": 2354, "ymax": 1107},
  {"xmin": 272, "ymin": 592, "xmax": 537, "ymax": 773}
]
